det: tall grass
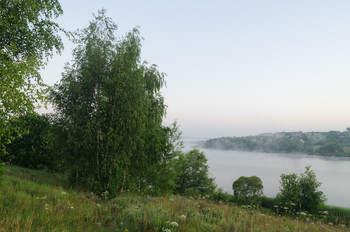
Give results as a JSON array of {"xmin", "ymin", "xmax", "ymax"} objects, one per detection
[
  {"xmin": 324, "ymin": 205, "xmax": 350, "ymax": 225},
  {"xmin": 0, "ymin": 166, "xmax": 348, "ymax": 231}
]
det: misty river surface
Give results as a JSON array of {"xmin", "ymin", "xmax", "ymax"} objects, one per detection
[{"xmin": 183, "ymin": 137, "xmax": 350, "ymax": 208}]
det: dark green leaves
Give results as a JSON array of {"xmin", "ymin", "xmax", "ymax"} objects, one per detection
[{"xmin": 232, "ymin": 176, "xmax": 264, "ymax": 198}]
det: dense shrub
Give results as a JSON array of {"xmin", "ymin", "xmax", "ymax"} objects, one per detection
[
  {"xmin": 276, "ymin": 166, "xmax": 326, "ymax": 213},
  {"xmin": 261, "ymin": 196, "xmax": 278, "ymax": 210},
  {"xmin": 211, "ymin": 188, "xmax": 233, "ymax": 203},
  {"xmin": 173, "ymin": 149, "xmax": 216, "ymax": 197},
  {"xmin": 2, "ymin": 114, "xmax": 62, "ymax": 171}
]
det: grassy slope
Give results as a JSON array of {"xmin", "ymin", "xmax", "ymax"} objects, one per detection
[{"xmin": 0, "ymin": 166, "xmax": 348, "ymax": 232}]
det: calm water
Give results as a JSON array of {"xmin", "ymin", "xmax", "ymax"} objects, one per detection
[{"xmin": 184, "ymin": 137, "xmax": 350, "ymax": 208}]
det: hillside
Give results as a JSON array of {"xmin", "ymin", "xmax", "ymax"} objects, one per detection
[
  {"xmin": 202, "ymin": 130, "xmax": 350, "ymax": 156},
  {"xmin": 0, "ymin": 166, "xmax": 348, "ymax": 231}
]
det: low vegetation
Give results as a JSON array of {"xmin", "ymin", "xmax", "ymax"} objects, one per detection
[{"xmin": 1, "ymin": 165, "xmax": 349, "ymax": 232}]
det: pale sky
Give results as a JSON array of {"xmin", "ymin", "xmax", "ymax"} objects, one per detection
[{"xmin": 40, "ymin": 0, "xmax": 350, "ymax": 138}]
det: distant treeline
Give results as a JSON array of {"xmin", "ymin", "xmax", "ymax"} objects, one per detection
[{"xmin": 202, "ymin": 129, "xmax": 350, "ymax": 156}]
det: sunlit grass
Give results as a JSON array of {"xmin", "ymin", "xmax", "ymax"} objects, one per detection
[{"xmin": 0, "ymin": 165, "xmax": 348, "ymax": 231}]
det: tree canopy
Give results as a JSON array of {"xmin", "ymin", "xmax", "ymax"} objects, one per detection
[
  {"xmin": 277, "ymin": 166, "xmax": 326, "ymax": 213},
  {"xmin": 51, "ymin": 10, "xmax": 179, "ymax": 197},
  {"xmin": 317, "ymin": 142, "xmax": 344, "ymax": 155},
  {"xmin": 0, "ymin": 0, "xmax": 66, "ymax": 178},
  {"xmin": 173, "ymin": 149, "xmax": 216, "ymax": 197},
  {"xmin": 232, "ymin": 176, "xmax": 263, "ymax": 198}
]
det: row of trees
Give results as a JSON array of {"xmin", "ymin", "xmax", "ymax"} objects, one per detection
[
  {"xmin": 1, "ymin": 2, "xmax": 216, "ymax": 198},
  {"xmin": 203, "ymin": 131, "xmax": 350, "ymax": 156},
  {"xmin": 232, "ymin": 166, "xmax": 326, "ymax": 213}
]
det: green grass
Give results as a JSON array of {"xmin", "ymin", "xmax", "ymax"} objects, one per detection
[
  {"xmin": 1, "ymin": 165, "xmax": 349, "ymax": 232},
  {"xmin": 324, "ymin": 205, "xmax": 350, "ymax": 225}
]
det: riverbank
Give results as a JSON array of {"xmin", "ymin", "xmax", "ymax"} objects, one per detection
[{"xmin": 201, "ymin": 130, "xmax": 350, "ymax": 157}]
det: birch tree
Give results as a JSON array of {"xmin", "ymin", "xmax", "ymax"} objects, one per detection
[{"xmin": 51, "ymin": 10, "xmax": 178, "ymax": 196}]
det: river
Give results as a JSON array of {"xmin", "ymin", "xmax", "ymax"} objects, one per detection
[{"xmin": 183, "ymin": 137, "xmax": 350, "ymax": 208}]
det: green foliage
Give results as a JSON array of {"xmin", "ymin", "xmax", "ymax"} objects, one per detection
[
  {"xmin": 2, "ymin": 113, "xmax": 63, "ymax": 171},
  {"xmin": 211, "ymin": 188, "xmax": 233, "ymax": 203},
  {"xmin": 317, "ymin": 142, "xmax": 344, "ymax": 155},
  {"xmin": 277, "ymin": 166, "xmax": 326, "ymax": 213},
  {"xmin": 260, "ymin": 196, "xmax": 279, "ymax": 210},
  {"xmin": 51, "ymin": 10, "xmax": 178, "ymax": 197},
  {"xmin": 203, "ymin": 129, "xmax": 350, "ymax": 156},
  {"xmin": 232, "ymin": 176, "xmax": 263, "ymax": 198},
  {"xmin": 298, "ymin": 166, "xmax": 327, "ymax": 213},
  {"xmin": 0, "ymin": 0, "xmax": 66, "ymax": 178},
  {"xmin": 0, "ymin": 162, "xmax": 3, "ymax": 184},
  {"xmin": 276, "ymin": 173, "xmax": 300, "ymax": 206},
  {"xmin": 232, "ymin": 176, "xmax": 263, "ymax": 206},
  {"xmin": 173, "ymin": 149, "xmax": 216, "ymax": 197}
]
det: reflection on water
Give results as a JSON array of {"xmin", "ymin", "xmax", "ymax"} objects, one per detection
[{"xmin": 182, "ymin": 137, "xmax": 350, "ymax": 208}]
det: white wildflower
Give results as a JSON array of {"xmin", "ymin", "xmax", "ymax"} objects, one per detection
[
  {"xmin": 70, "ymin": 206, "xmax": 74, "ymax": 210},
  {"xmin": 169, "ymin": 198, "xmax": 174, "ymax": 202},
  {"xmin": 299, "ymin": 212, "xmax": 307, "ymax": 216},
  {"xmin": 178, "ymin": 214, "xmax": 186, "ymax": 220},
  {"xmin": 170, "ymin": 222, "xmax": 179, "ymax": 227},
  {"xmin": 163, "ymin": 229, "xmax": 171, "ymax": 232},
  {"xmin": 44, "ymin": 203, "xmax": 49, "ymax": 210},
  {"xmin": 61, "ymin": 191, "xmax": 67, "ymax": 195}
]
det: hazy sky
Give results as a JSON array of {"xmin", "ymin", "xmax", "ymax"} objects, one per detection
[{"xmin": 40, "ymin": 0, "xmax": 350, "ymax": 138}]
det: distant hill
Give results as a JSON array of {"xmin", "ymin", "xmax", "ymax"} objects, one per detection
[{"xmin": 201, "ymin": 129, "xmax": 350, "ymax": 156}]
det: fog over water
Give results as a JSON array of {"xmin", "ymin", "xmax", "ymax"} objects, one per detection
[{"xmin": 183, "ymin": 137, "xmax": 350, "ymax": 208}]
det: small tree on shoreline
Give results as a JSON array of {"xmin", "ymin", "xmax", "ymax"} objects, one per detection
[
  {"xmin": 232, "ymin": 176, "xmax": 263, "ymax": 205},
  {"xmin": 276, "ymin": 166, "xmax": 326, "ymax": 213}
]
